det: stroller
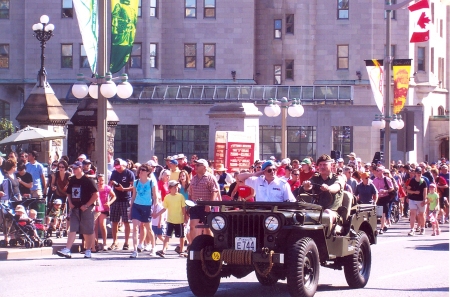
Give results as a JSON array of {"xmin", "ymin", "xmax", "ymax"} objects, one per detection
[
  {"xmin": 45, "ymin": 198, "xmax": 68, "ymax": 238},
  {"xmin": 0, "ymin": 202, "xmax": 52, "ymax": 248}
]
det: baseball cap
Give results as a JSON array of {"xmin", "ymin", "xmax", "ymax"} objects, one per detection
[
  {"xmin": 194, "ymin": 159, "xmax": 209, "ymax": 167},
  {"xmin": 114, "ymin": 158, "xmax": 127, "ymax": 167},
  {"xmin": 168, "ymin": 180, "xmax": 180, "ymax": 187},
  {"xmin": 360, "ymin": 172, "xmax": 370, "ymax": 179},
  {"xmin": 347, "ymin": 152, "xmax": 356, "ymax": 158},
  {"xmin": 429, "ymin": 183, "xmax": 436, "ymax": 188},
  {"xmin": 337, "ymin": 158, "xmax": 344, "ymax": 163},
  {"xmin": 147, "ymin": 160, "xmax": 157, "ymax": 167},
  {"xmin": 53, "ymin": 199, "xmax": 62, "ymax": 205},
  {"xmin": 281, "ymin": 158, "xmax": 290, "ymax": 165},
  {"xmin": 15, "ymin": 205, "xmax": 26, "ymax": 213},
  {"xmin": 169, "ymin": 159, "xmax": 178, "ymax": 165},
  {"xmin": 82, "ymin": 159, "xmax": 91, "ymax": 165},
  {"xmin": 261, "ymin": 160, "xmax": 276, "ymax": 170},
  {"xmin": 269, "ymin": 156, "xmax": 276, "ymax": 160},
  {"xmin": 301, "ymin": 158, "xmax": 312, "ymax": 165},
  {"xmin": 414, "ymin": 167, "xmax": 422, "ymax": 173},
  {"xmin": 71, "ymin": 161, "xmax": 83, "ymax": 168},
  {"xmin": 77, "ymin": 154, "xmax": 87, "ymax": 160}
]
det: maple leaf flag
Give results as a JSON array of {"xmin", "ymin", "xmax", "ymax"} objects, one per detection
[{"xmin": 408, "ymin": 0, "xmax": 431, "ymax": 43}]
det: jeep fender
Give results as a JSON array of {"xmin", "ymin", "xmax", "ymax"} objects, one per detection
[{"xmin": 286, "ymin": 225, "xmax": 329, "ymax": 262}]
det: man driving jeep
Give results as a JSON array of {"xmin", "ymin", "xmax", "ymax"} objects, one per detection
[{"xmin": 301, "ymin": 154, "xmax": 345, "ymax": 220}]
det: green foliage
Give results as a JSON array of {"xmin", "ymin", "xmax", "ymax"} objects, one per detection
[{"xmin": 0, "ymin": 118, "xmax": 14, "ymax": 140}]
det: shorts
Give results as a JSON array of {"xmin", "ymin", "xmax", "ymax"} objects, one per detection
[
  {"xmin": 409, "ymin": 199, "xmax": 426, "ymax": 213},
  {"xmin": 189, "ymin": 206, "xmax": 208, "ymax": 223},
  {"xmin": 376, "ymin": 196, "xmax": 390, "ymax": 215},
  {"xmin": 130, "ymin": 204, "xmax": 152, "ymax": 223},
  {"xmin": 109, "ymin": 201, "xmax": 130, "ymax": 223},
  {"xmin": 152, "ymin": 224, "xmax": 165, "ymax": 236},
  {"xmin": 69, "ymin": 206, "xmax": 95, "ymax": 235},
  {"xmin": 439, "ymin": 196, "xmax": 447, "ymax": 209},
  {"xmin": 165, "ymin": 222, "xmax": 185, "ymax": 238}
]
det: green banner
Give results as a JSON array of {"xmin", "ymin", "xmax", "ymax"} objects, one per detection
[
  {"xmin": 110, "ymin": 0, "xmax": 138, "ymax": 73},
  {"xmin": 73, "ymin": 0, "xmax": 98, "ymax": 74}
]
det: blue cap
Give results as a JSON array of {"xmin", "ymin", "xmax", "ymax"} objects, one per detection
[
  {"xmin": 169, "ymin": 159, "xmax": 178, "ymax": 165},
  {"xmin": 71, "ymin": 161, "xmax": 83, "ymax": 168},
  {"xmin": 261, "ymin": 160, "xmax": 276, "ymax": 170}
]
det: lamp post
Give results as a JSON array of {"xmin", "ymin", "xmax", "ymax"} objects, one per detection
[
  {"xmin": 32, "ymin": 15, "xmax": 55, "ymax": 88},
  {"xmin": 71, "ymin": 0, "xmax": 133, "ymax": 176},
  {"xmin": 264, "ymin": 97, "xmax": 304, "ymax": 159}
]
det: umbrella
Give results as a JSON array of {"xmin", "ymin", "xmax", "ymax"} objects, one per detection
[{"xmin": 0, "ymin": 126, "xmax": 66, "ymax": 145}]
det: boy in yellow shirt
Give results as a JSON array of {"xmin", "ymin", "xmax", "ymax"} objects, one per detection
[
  {"xmin": 155, "ymin": 180, "xmax": 187, "ymax": 257},
  {"xmin": 427, "ymin": 183, "xmax": 440, "ymax": 236}
]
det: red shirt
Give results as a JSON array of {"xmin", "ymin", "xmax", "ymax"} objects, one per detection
[
  {"xmin": 300, "ymin": 170, "xmax": 315, "ymax": 184},
  {"xmin": 288, "ymin": 179, "xmax": 301, "ymax": 192},
  {"xmin": 237, "ymin": 185, "xmax": 254, "ymax": 202},
  {"xmin": 158, "ymin": 180, "xmax": 169, "ymax": 201}
]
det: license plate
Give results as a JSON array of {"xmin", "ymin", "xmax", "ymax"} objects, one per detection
[{"xmin": 235, "ymin": 237, "xmax": 256, "ymax": 252}]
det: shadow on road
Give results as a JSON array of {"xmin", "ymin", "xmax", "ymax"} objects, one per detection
[{"xmin": 409, "ymin": 242, "xmax": 449, "ymax": 251}]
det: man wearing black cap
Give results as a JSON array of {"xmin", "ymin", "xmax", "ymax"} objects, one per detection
[
  {"xmin": 406, "ymin": 167, "xmax": 428, "ymax": 236},
  {"xmin": 302, "ymin": 154, "xmax": 345, "ymax": 219}
]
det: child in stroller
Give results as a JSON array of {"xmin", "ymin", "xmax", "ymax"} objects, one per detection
[
  {"xmin": 8, "ymin": 205, "xmax": 49, "ymax": 248},
  {"xmin": 45, "ymin": 199, "xmax": 67, "ymax": 238}
]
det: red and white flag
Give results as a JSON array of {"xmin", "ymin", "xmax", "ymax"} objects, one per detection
[{"xmin": 408, "ymin": 0, "xmax": 431, "ymax": 43}]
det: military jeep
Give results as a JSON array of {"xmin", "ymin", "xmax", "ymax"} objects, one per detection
[{"xmin": 186, "ymin": 192, "xmax": 377, "ymax": 297}]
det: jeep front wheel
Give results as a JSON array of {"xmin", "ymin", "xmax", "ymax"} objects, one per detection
[
  {"xmin": 343, "ymin": 231, "xmax": 371, "ymax": 288},
  {"xmin": 286, "ymin": 237, "xmax": 320, "ymax": 297},
  {"xmin": 186, "ymin": 235, "xmax": 220, "ymax": 297}
]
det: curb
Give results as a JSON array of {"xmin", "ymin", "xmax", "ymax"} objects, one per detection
[{"xmin": 0, "ymin": 247, "xmax": 53, "ymax": 260}]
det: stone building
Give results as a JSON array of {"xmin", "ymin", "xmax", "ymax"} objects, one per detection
[{"xmin": 0, "ymin": 0, "xmax": 448, "ymax": 165}]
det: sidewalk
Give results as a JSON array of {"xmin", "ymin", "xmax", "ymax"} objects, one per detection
[{"xmin": 0, "ymin": 228, "xmax": 183, "ymax": 260}]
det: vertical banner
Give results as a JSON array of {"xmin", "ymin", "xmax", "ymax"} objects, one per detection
[
  {"xmin": 408, "ymin": 0, "xmax": 431, "ymax": 43},
  {"xmin": 392, "ymin": 59, "xmax": 412, "ymax": 114},
  {"xmin": 110, "ymin": 0, "xmax": 138, "ymax": 73},
  {"xmin": 365, "ymin": 59, "xmax": 384, "ymax": 114},
  {"xmin": 73, "ymin": 0, "xmax": 98, "ymax": 73}
]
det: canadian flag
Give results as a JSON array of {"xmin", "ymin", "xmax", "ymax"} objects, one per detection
[{"xmin": 408, "ymin": 0, "xmax": 431, "ymax": 43}]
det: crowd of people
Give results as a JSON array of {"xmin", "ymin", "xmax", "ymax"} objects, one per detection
[{"xmin": 0, "ymin": 149, "xmax": 448, "ymax": 259}]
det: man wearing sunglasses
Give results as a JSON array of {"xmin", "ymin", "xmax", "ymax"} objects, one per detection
[{"xmin": 237, "ymin": 160, "xmax": 296, "ymax": 202}]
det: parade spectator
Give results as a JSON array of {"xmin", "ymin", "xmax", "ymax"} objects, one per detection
[
  {"xmin": 168, "ymin": 159, "xmax": 180, "ymax": 181},
  {"xmin": 176, "ymin": 154, "xmax": 193, "ymax": 177},
  {"xmin": 276, "ymin": 158, "xmax": 290, "ymax": 177},
  {"xmin": 129, "ymin": 164, "xmax": 157, "ymax": 258},
  {"xmin": 151, "ymin": 195, "xmax": 166, "ymax": 246},
  {"xmin": 430, "ymin": 167, "xmax": 448, "ymax": 224},
  {"xmin": 178, "ymin": 170, "xmax": 190, "ymax": 200},
  {"xmin": 372, "ymin": 166, "xmax": 394, "ymax": 234},
  {"xmin": 158, "ymin": 169, "xmax": 170, "ymax": 201},
  {"xmin": 94, "ymin": 174, "xmax": 115, "ymax": 251},
  {"xmin": 188, "ymin": 159, "xmax": 219, "ymax": 240},
  {"xmin": 214, "ymin": 164, "xmax": 233, "ymax": 197},
  {"xmin": 299, "ymin": 158, "xmax": 314, "ymax": 184},
  {"xmin": 2, "ymin": 159, "xmax": 21, "ymax": 202},
  {"xmin": 16, "ymin": 161, "xmax": 32, "ymax": 198},
  {"xmin": 352, "ymin": 171, "xmax": 361, "ymax": 184},
  {"xmin": 344, "ymin": 166, "xmax": 357, "ymax": 193},
  {"xmin": 347, "ymin": 152, "xmax": 356, "ymax": 166},
  {"xmin": 238, "ymin": 160, "xmax": 296, "ymax": 203},
  {"xmin": 190, "ymin": 155, "xmax": 198, "ymax": 176},
  {"xmin": 438, "ymin": 164, "xmax": 449, "ymax": 223},
  {"xmin": 230, "ymin": 178, "xmax": 255, "ymax": 202},
  {"xmin": 355, "ymin": 172, "xmax": 378, "ymax": 204},
  {"xmin": 336, "ymin": 158, "xmax": 345, "ymax": 169},
  {"xmin": 427, "ymin": 183, "xmax": 440, "ymax": 236},
  {"xmin": 77, "ymin": 154, "xmax": 87, "ymax": 162},
  {"xmin": 281, "ymin": 165, "xmax": 292, "ymax": 181},
  {"xmin": 26, "ymin": 151, "xmax": 46, "ymax": 198},
  {"xmin": 108, "ymin": 158, "xmax": 135, "ymax": 251},
  {"xmin": 287, "ymin": 168, "xmax": 301, "ymax": 193},
  {"xmin": 50, "ymin": 160, "xmax": 70, "ymax": 210},
  {"xmin": 56, "ymin": 161, "xmax": 98, "ymax": 259},
  {"xmin": 227, "ymin": 171, "xmax": 240, "ymax": 200},
  {"xmin": 406, "ymin": 167, "xmax": 428, "ymax": 236},
  {"xmin": 291, "ymin": 159, "xmax": 300, "ymax": 170}
]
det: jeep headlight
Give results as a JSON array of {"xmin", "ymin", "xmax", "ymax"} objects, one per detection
[
  {"xmin": 264, "ymin": 216, "xmax": 279, "ymax": 231},
  {"xmin": 211, "ymin": 216, "xmax": 226, "ymax": 231}
]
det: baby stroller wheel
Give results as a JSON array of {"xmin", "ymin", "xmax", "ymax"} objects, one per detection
[
  {"xmin": 25, "ymin": 241, "xmax": 33, "ymax": 249},
  {"xmin": 33, "ymin": 239, "xmax": 41, "ymax": 248},
  {"xmin": 17, "ymin": 238, "xmax": 24, "ymax": 246},
  {"xmin": 44, "ymin": 239, "xmax": 53, "ymax": 247},
  {"xmin": 0, "ymin": 240, "xmax": 6, "ymax": 247},
  {"xmin": 9, "ymin": 239, "xmax": 17, "ymax": 247},
  {"xmin": 47, "ymin": 230, "xmax": 52, "ymax": 238}
]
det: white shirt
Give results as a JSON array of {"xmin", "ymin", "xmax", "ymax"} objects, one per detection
[{"xmin": 245, "ymin": 176, "xmax": 296, "ymax": 202}]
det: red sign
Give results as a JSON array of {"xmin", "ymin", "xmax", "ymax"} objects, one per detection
[
  {"xmin": 226, "ymin": 142, "xmax": 254, "ymax": 173},
  {"xmin": 214, "ymin": 142, "xmax": 226, "ymax": 169}
]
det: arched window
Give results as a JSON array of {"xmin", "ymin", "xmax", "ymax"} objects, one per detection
[
  {"xmin": 438, "ymin": 106, "xmax": 445, "ymax": 116},
  {"xmin": 0, "ymin": 100, "xmax": 10, "ymax": 120}
]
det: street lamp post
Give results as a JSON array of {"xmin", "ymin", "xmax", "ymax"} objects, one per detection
[
  {"xmin": 32, "ymin": 15, "xmax": 55, "ymax": 88},
  {"xmin": 264, "ymin": 97, "xmax": 304, "ymax": 159},
  {"xmin": 71, "ymin": 0, "xmax": 133, "ymax": 175}
]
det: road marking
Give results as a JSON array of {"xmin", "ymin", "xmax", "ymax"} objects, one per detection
[{"xmin": 377, "ymin": 265, "xmax": 434, "ymax": 280}]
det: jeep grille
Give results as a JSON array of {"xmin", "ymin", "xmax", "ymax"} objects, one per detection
[{"xmin": 225, "ymin": 213, "xmax": 265, "ymax": 250}]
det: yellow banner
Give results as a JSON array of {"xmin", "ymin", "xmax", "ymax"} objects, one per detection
[{"xmin": 393, "ymin": 59, "xmax": 412, "ymax": 114}]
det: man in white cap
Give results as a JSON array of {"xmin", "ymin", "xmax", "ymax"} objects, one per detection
[
  {"xmin": 347, "ymin": 152, "xmax": 356, "ymax": 166},
  {"xmin": 238, "ymin": 160, "xmax": 296, "ymax": 203},
  {"xmin": 176, "ymin": 154, "xmax": 193, "ymax": 177},
  {"xmin": 77, "ymin": 154, "xmax": 87, "ymax": 163}
]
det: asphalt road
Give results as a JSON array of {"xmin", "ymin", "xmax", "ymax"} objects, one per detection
[{"xmin": 0, "ymin": 220, "xmax": 448, "ymax": 297}]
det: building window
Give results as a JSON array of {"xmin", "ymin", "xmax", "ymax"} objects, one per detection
[
  {"xmin": 129, "ymin": 43, "xmax": 142, "ymax": 68},
  {"xmin": 274, "ymin": 19, "xmax": 282, "ymax": 39},
  {"xmin": 338, "ymin": 0, "xmax": 349, "ymax": 19},
  {"xmin": 417, "ymin": 47, "xmax": 425, "ymax": 71},
  {"xmin": 204, "ymin": 0, "xmax": 215, "ymax": 18},
  {"xmin": 384, "ymin": 0, "xmax": 396, "ymax": 19},
  {"xmin": 80, "ymin": 44, "xmax": 90, "ymax": 68},
  {"xmin": 430, "ymin": 47, "xmax": 434, "ymax": 73},
  {"xmin": 114, "ymin": 125, "xmax": 138, "ymax": 162},
  {"xmin": 332, "ymin": 126, "xmax": 352, "ymax": 162},
  {"xmin": 150, "ymin": 43, "xmax": 157, "ymax": 68},
  {"xmin": 204, "ymin": 44, "xmax": 215, "ymax": 68},
  {"xmin": 0, "ymin": 0, "xmax": 9, "ymax": 19},
  {"xmin": 337, "ymin": 45, "xmax": 349, "ymax": 69},
  {"xmin": 150, "ymin": 0, "xmax": 157, "ymax": 17},
  {"xmin": 440, "ymin": 20, "xmax": 443, "ymax": 38},
  {"xmin": 0, "ymin": 100, "xmax": 10, "ymax": 120},
  {"xmin": 137, "ymin": 0, "xmax": 142, "ymax": 17},
  {"xmin": 274, "ymin": 65, "xmax": 281, "ymax": 84},
  {"xmin": 438, "ymin": 57, "xmax": 444, "ymax": 88},
  {"xmin": 154, "ymin": 125, "xmax": 209, "ymax": 163},
  {"xmin": 61, "ymin": 44, "xmax": 73, "ymax": 68},
  {"xmin": 62, "ymin": 0, "xmax": 73, "ymax": 18},
  {"xmin": 286, "ymin": 14, "xmax": 294, "ymax": 34},
  {"xmin": 184, "ymin": 44, "xmax": 196, "ymax": 68},
  {"xmin": 438, "ymin": 106, "xmax": 444, "ymax": 116},
  {"xmin": 285, "ymin": 60, "xmax": 294, "ymax": 80},
  {"xmin": 431, "ymin": 3, "xmax": 434, "ymax": 23},
  {"xmin": 260, "ymin": 126, "xmax": 316, "ymax": 161},
  {"xmin": 185, "ymin": 0, "xmax": 196, "ymax": 18},
  {"xmin": 0, "ymin": 44, "xmax": 9, "ymax": 68}
]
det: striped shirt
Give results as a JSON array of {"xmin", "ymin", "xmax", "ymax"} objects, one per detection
[{"xmin": 188, "ymin": 172, "xmax": 219, "ymax": 202}]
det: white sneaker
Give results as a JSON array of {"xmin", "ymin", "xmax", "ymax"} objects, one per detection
[
  {"xmin": 137, "ymin": 244, "xmax": 143, "ymax": 253},
  {"xmin": 149, "ymin": 249, "xmax": 156, "ymax": 256},
  {"xmin": 57, "ymin": 247, "xmax": 72, "ymax": 258},
  {"xmin": 143, "ymin": 245, "xmax": 150, "ymax": 252},
  {"xmin": 84, "ymin": 249, "xmax": 92, "ymax": 258},
  {"xmin": 130, "ymin": 251, "xmax": 138, "ymax": 258}
]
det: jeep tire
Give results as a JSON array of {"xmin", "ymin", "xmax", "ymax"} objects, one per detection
[
  {"xmin": 187, "ymin": 235, "xmax": 220, "ymax": 297},
  {"xmin": 343, "ymin": 231, "xmax": 371, "ymax": 288},
  {"xmin": 286, "ymin": 237, "xmax": 320, "ymax": 297}
]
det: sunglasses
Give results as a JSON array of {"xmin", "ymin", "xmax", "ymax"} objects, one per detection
[
  {"xmin": 256, "ymin": 166, "xmax": 262, "ymax": 169},
  {"xmin": 140, "ymin": 169, "xmax": 148, "ymax": 172},
  {"xmin": 266, "ymin": 168, "xmax": 274, "ymax": 173}
]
